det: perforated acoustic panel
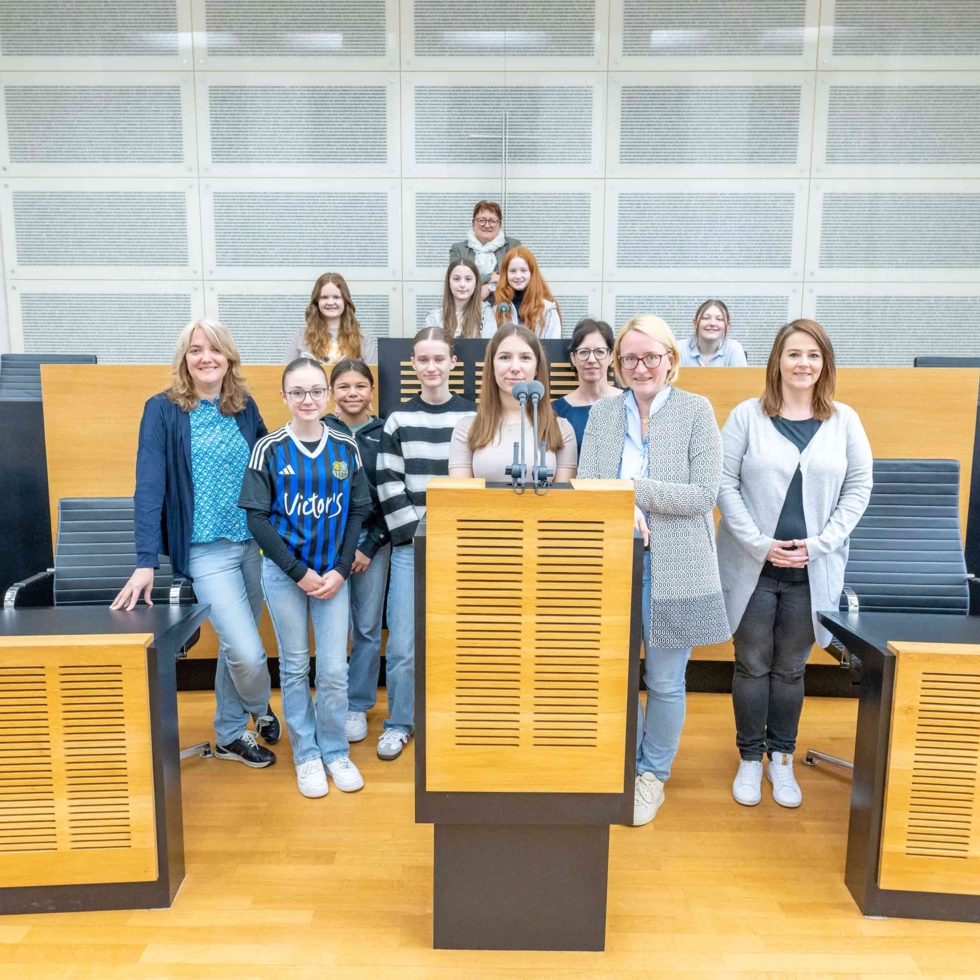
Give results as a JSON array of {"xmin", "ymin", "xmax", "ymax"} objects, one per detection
[
  {"xmin": 423, "ymin": 482, "xmax": 634, "ymax": 793},
  {"xmin": 0, "ymin": 634, "xmax": 157, "ymax": 887},
  {"xmin": 879, "ymin": 642, "xmax": 980, "ymax": 895}
]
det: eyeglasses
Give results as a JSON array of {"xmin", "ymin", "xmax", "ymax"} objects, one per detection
[
  {"xmin": 571, "ymin": 346, "xmax": 611, "ymax": 363},
  {"xmin": 619, "ymin": 352, "xmax": 666, "ymax": 371},
  {"xmin": 475, "ymin": 217, "xmax": 500, "ymax": 227},
  {"xmin": 285, "ymin": 386, "xmax": 327, "ymax": 402}
]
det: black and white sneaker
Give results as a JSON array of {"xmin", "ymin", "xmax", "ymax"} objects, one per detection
[
  {"xmin": 214, "ymin": 731, "xmax": 276, "ymax": 768},
  {"xmin": 254, "ymin": 705, "xmax": 281, "ymax": 745}
]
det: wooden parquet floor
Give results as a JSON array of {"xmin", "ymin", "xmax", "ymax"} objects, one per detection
[{"xmin": 3, "ymin": 690, "xmax": 980, "ymax": 979}]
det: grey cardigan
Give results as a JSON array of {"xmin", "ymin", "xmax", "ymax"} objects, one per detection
[
  {"xmin": 716, "ymin": 398, "xmax": 873, "ymax": 648},
  {"xmin": 448, "ymin": 236, "xmax": 521, "ymax": 283},
  {"xmin": 578, "ymin": 388, "xmax": 732, "ymax": 650}
]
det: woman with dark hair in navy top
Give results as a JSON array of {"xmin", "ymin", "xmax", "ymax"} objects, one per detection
[{"xmin": 239, "ymin": 358, "xmax": 372, "ymax": 800}]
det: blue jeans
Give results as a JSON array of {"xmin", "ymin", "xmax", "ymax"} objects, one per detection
[
  {"xmin": 636, "ymin": 550, "xmax": 692, "ymax": 782},
  {"xmin": 187, "ymin": 539, "xmax": 272, "ymax": 746},
  {"xmin": 347, "ymin": 543, "xmax": 391, "ymax": 713},
  {"xmin": 261, "ymin": 559, "xmax": 350, "ymax": 766},
  {"xmin": 383, "ymin": 542, "xmax": 415, "ymax": 734}
]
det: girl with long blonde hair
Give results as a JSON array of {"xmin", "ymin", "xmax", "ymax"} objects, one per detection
[{"xmin": 286, "ymin": 272, "xmax": 378, "ymax": 365}]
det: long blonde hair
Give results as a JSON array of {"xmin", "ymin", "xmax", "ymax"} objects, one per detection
[
  {"xmin": 167, "ymin": 319, "xmax": 250, "ymax": 415},
  {"xmin": 304, "ymin": 272, "xmax": 365, "ymax": 361},
  {"xmin": 468, "ymin": 325, "xmax": 564, "ymax": 453}
]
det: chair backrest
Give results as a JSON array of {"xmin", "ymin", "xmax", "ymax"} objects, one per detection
[
  {"xmin": 54, "ymin": 497, "xmax": 191, "ymax": 606},
  {"xmin": 842, "ymin": 459, "xmax": 969, "ymax": 616},
  {"xmin": 913, "ymin": 357, "xmax": 980, "ymax": 368},
  {"xmin": 0, "ymin": 353, "xmax": 97, "ymax": 401}
]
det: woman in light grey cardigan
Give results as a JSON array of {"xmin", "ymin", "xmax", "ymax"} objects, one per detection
[
  {"xmin": 717, "ymin": 319, "xmax": 872, "ymax": 811},
  {"xmin": 579, "ymin": 315, "xmax": 731, "ymax": 828}
]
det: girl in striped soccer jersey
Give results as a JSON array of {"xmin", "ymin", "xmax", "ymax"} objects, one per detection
[
  {"xmin": 375, "ymin": 327, "xmax": 476, "ymax": 761},
  {"xmin": 239, "ymin": 358, "xmax": 372, "ymax": 799}
]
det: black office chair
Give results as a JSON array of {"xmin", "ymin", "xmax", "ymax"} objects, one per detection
[
  {"xmin": 913, "ymin": 357, "xmax": 980, "ymax": 368},
  {"xmin": 0, "ymin": 353, "xmax": 97, "ymax": 401},
  {"xmin": 805, "ymin": 459, "xmax": 972, "ymax": 773},
  {"xmin": 4, "ymin": 497, "xmax": 211, "ymax": 760}
]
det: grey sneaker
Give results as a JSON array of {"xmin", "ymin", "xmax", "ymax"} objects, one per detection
[{"xmin": 377, "ymin": 729, "xmax": 409, "ymax": 761}]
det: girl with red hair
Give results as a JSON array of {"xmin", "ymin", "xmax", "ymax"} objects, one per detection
[{"xmin": 487, "ymin": 246, "xmax": 561, "ymax": 339}]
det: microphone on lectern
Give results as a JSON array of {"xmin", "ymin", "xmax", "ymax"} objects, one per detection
[
  {"xmin": 506, "ymin": 381, "xmax": 530, "ymax": 492},
  {"xmin": 497, "ymin": 301, "xmax": 510, "ymax": 320}
]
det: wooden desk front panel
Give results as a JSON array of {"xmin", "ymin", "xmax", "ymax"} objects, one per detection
[
  {"xmin": 424, "ymin": 481, "xmax": 635, "ymax": 794},
  {"xmin": 0, "ymin": 634, "xmax": 158, "ymax": 887},
  {"xmin": 879, "ymin": 642, "xmax": 980, "ymax": 896}
]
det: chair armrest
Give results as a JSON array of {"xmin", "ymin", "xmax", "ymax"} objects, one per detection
[
  {"xmin": 4, "ymin": 569, "xmax": 54, "ymax": 609},
  {"xmin": 170, "ymin": 576, "xmax": 196, "ymax": 605}
]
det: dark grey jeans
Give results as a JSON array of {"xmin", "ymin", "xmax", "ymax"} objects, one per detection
[{"xmin": 731, "ymin": 575, "xmax": 815, "ymax": 761}]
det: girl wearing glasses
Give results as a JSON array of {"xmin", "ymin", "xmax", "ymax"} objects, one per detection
[
  {"xmin": 578, "ymin": 315, "xmax": 730, "ymax": 828},
  {"xmin": 552, "ymin": 318, "xmax": 620, "ymax": 450},
  {"xmin": 449, "ymin": 200, "xmax": 521, "ymax": 301},
  {"xmin": 425, "ymin": 258, "xmax": 495, "ymax": 340},
  {"xmin": 679, "ymin": 299, "xmax": 748, "ymax": 368},
  {"xmin": 238, "ymin": 358, "xmax": 372, "ymax": 800},
  {"xmin": 286, "ymin": 272, "xmax": 378, "ymax": 368},
  {"xmin": 492, "ymin": 246, "xmax": 561, "ymax": 339}
]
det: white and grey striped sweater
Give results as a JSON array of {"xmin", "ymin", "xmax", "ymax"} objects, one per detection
[{"xmin": 377, "ymin": 393, "xmax": 476, "ymax": 546}]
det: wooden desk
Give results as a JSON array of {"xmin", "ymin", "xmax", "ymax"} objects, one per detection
[
  {"xmin": 819, "ymin": 610, "xmax": 980, "ymax": 922},
  {"xmin": 0, "ymin": 604, "xmax": 208, "ymax": 914}
]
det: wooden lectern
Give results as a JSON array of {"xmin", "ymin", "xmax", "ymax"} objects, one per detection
[{"xmin": 415, "ymin": 478, "xmax": 642, "ymax": 951}]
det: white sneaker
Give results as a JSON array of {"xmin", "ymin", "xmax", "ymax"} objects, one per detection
[
  {"xmin": 768, "ymin": 751, "xmax": 802, "ymax": 808},
  {"xmin": 732, "ymin": 759, "xmax": 764, "ymax": 806},
  {"xmin": 345, "ymin": 710, "xmax": 368, "ymax": 742},
  {"xmin": 377, "ymin": 728, "xmax": 409, "ymax": 761},
  {"xmin": 632, "ymin": 772, "xmax": 665, "ymax": 826},
  {"xmin": 325, "ymin": 755, "xmax": 364, "ymax": 792},
  {"xmin": 296, "ymin": 758, "xmax": 328, "ymax": 798}
]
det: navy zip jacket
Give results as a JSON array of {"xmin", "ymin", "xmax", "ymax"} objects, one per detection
[
  {"xmin": 134, "ymin": 391, "xmax": 268, "ymax": 578},
  {"xmin": 323, "ymin": 413, "xmax": 390, "ymax": 560}
]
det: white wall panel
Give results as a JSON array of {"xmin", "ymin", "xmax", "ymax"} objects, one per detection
[
  {"xmin": 401, "ymin": 0, "xmax": 608, "ymax": 71},
  {"xmin": 0, "ymin": 72, "xmax": 197, "ymax": 177},
  {"xmin": 0, "ymin": 178, "xmax": 201, "ymax": 280},
  {"xmin": 402, "ymin": 73, "xmax": 606, "ymax": 178},
  {"xmin": 608, "ymin": 73, "xmax": 814, "ymax": 178},
  {"xmin": 805, "ymin": 180, "xmax": 980, "ymax": 282},
  {"xmin": 191, "ymin": 0, "xmax": 398, "ymax": 70},
  {"xmin": 195, "ymin": 73, "xmax": 399, "ymax": 178},
  {"xmin": 6, "ymin": 279, "xmax": 204, "ymax": 361},
  {"xmin": 819, "ymin": 0, "xmax": 980, "ymax": 70},
  {"xmin": 605, "ymin": 180, "xmax": 808, "ymax": 281},
  {"xmin": 0, "ymin": 0, "xmax": 193, "ymax": 71},
  {"xmin": 812, "ymin": 73, "xmax": 980, "ymax": 178},
  {"xmin": 200, "ymin": 179, "xmax": 401, "ymax": 281},
  {"xmin": 610, "ymin": 0, "xmax": 819, "ymax": 70}
]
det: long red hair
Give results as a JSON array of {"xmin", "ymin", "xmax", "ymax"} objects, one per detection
[{"xmin": 494, "ymin": 246, "xmax": 560, "ymax": 336}]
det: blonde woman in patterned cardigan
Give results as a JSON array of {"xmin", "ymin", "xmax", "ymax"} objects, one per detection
[{"xmin": 578, "ymin": 315, "xmax": 731, "ymax": 827}]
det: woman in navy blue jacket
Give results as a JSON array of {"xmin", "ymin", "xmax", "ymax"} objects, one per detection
[{"xmin": 112, "ymin": 319, "xmax": 280, "ymax": 768}]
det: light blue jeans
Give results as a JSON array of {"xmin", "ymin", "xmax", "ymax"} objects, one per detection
[
  {"xmin": 261, "ymin": 559, "xmax": 350, "ymax": 766},
  {"xmin": 383, "ymin": 542, "xmax": 416, "ymax": 734},
  {"xmin": 636, "ymin": 550, "xmax": 692, "ymax": 782},
  {"xmin": 347, "ymin": 542, "xmax": 391, "ymax": 713},
  {"xmin": 187, "ymin": 538, "xmax": 272, "ymax": 746}
]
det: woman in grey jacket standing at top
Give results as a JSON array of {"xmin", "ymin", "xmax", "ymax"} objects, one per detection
[
  {"xmin": 717, "ymin": 319, "xmax": 872, "ymax": 811},
  {"xmin": 578, "ymin": 314, "xmax": 731, "ymax": 828},
  {"xmin": 448, "ymin": 200, "xmax": 520, "ymax": 300}
]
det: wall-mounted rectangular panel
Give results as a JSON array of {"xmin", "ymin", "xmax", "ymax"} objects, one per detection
[
  {"xmin": 0, "ymin": 73, "xmax": 196, "ymax": 178},
  {"xmin": 605, "ymin": 180, "xmax": 808, "ymax": 282},
  {"xmin": 609, "ymin": 72, "xmax": 814, "ymax": 178},
  {"xmin": 610, "ymin": 0, "xmax": 819, "ymax": 70},
  {"xmin": 191, "ymin": 0, "xmax": 398, "ymax": 70},
  {"xmin": 604, "ymin": 283, "xmax": 801, "ymax": 366},
  {"xmin": 805, "ymin": 181, "xmax": 980, "ymax": 282},
  {"xmin": 401, "ymin": 0, "xmax": 608, "ymax": 71},
  {"xmin": 403, "ymin": 73, "xmax": 605, "ymax": 178},
  {"xmin": 200, "ymin": 179, "xmax": 400, "ymax": 281},
  {"xmin": 206, "ymin": 280, "xmax": 402, "ymax": 363},
  {"xmin": 812, "ymin": 73, "xmax": 980, "ymax": 178},
  {"xmin": 819, "ymin": 0, "xmax": 980, "ymax": 70},
  {"xmin": 195, "ymin": 73, "xmax": 399, "ymax": 178},
  {"xmin": 0, "ymin": 179, "xmax": 202, "ymax": 280},
  {"xmin": 6, "ymin": 280, "xmax": 204, "ymax": 362},
  {"xmin": 802, "ymin": 283, "xmax": 980, "ymax": 367},
  {"xmin": 404, "ymin": 179, "xmax": 603, "ymax": 281},
  {"xmin": 0, "ymin": 0, "xmax": 192, "ymax": 70}
]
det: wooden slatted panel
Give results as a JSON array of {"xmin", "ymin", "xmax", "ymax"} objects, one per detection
[
  {"xmin": 880, "ymin": 642, "xmax": 980, "ymax": 894},
  {"xmin": 399, "ymin": 362, "xmax": 465, "ymax": 402}
]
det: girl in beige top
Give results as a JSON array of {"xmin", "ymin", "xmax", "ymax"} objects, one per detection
[{"xmin": 449, "ymin": 325, "xmax": 577, "ymax": 483}]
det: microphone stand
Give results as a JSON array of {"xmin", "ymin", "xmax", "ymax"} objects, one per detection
[
  {"xmin": 526, "ymin": 381, "xmax": 553, "ymax": 491},
  {"xmin": 505, "ymin": 381, "xmax": 529, "ymax": 493}
]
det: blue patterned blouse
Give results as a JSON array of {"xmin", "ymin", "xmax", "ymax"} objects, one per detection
[{"xmin": 189, "ymin": 398, "xmax": 252, "ymax": 544}]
